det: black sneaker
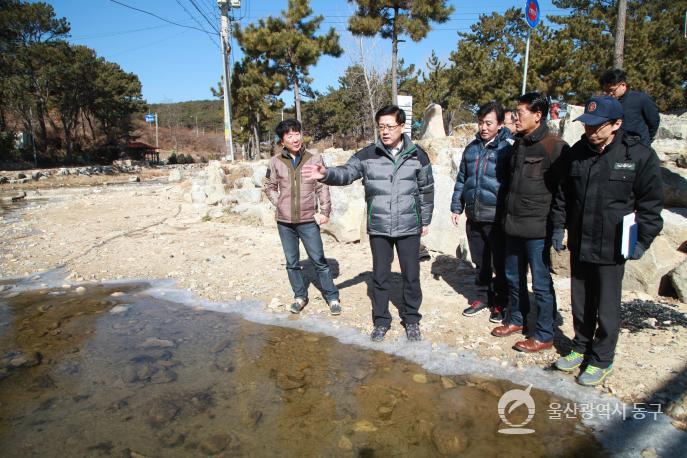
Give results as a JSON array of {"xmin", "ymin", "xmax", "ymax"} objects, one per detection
[
  {"xmin": 489, "ymin": 306, "xmax": 506, "ymax": 323},
  {"xmin": 405, "ymin": 323, "xmax": 422, "ymax": 342},
  {"xmin": 370, "ymin": 325, "xmax": 390, "ymax": 342},
  {"xmin": 462, "ymin": 300, "xmax": 488, "ymax": 317}
]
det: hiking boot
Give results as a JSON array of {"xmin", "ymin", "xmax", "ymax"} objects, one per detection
[
  {"xmin": 370, "ymin": 325, "xmax": 390, "ymax": 342},
  {"xmin": 555, "ymin": 351, "xmax": 584, "ymax": 372},
  {"xmin": 577, "ymin": 365, "xmax": 614, "ymax": 386},
  {"xmin": 328, "ymin": 299, "xmax": 341, "ymax": 315},
  {"xmin": 289, "ymin": 297, "xmax": 308, "ymax": 314},
  {"xmin": 405, "ymin": 323, "xmax": 422, "ymax": 342},
  {"xmin": 462, "ymin": 300, "xmax": 489, "ymax": 317},
  {"xmin": 489, "ymin": 306, "xmax": 505, "ymax": 323}
]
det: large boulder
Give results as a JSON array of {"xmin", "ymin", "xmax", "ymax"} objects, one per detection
[
  {"xmin": 322, "ymin": 148, "xmax": 353, "ymax": 167},
  {"xmin": 660, "ymin": 208, "xmax": 687, "ymax": 250},
  {"xmin": 416, "ymin": 135, "xmax": 470, "ymax": 175},
  {"xmin": 423, "ymin": 168, "xmax": 469, "ymax": 259},
  {"xmin": 185, "ymin": 161, "xmax": 228, "ymax": 205},
  {"xmin": 661, "ymin": 165, "xmax": 687, "ymax": 207},
  {"xmin": 670, "ymin": 259, "xmax": 687, "ymax": 303},
  {"xmin": 420, "ymin": 103, "xmax": 446, "ymax": 140},
  {"xmin": 560, "ymin": 104, "xmax": 585, "ymax": 147},
  {"xmin": 234, "ymin": 177, "xmax": 255, "ymax": 189},
  {"xmin": 320, "ymin": 182, "xmax": 366, "ymax": 243},
  {"xmin": 657, "ymin": 111, "xmax": 687, "ymax": 140},
  {"xmin": 224, "ymin": 188, "xmax": 263, "ymax": 205},
  {"xmin": 624, "ymin": 235, "xmax": 686, "ymax": 295},
  {"xmin": 653, "ymin": 139, "xmax": 687, "ymax": 164},
  {"xmin": 204, "ymin": 161, "xmax": 228, "ymax": 205},
  {"xmin": 168, "ymin": 169, "xmax": 182, "ymax": 183},
  {"xmin": 231, "ymin": 202, "xmax": 275, "ymax": 227},
  {"xmin": 250, "ymin": 162, "xmax": 268, "ymax": 187}
]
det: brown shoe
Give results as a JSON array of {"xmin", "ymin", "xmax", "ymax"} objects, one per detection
[
  {"xmin": 513, "ymin": 338, "xmax": 553, "ymax": 353},
  {"xmin": 491, "ymin": 323, "xmax": 524, "ymax": 337}
]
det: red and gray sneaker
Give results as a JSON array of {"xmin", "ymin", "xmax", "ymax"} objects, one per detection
[
  {"xmin": 462, "ymin": 300, "xmax": 489, "ymax": 317},
  {"xmin": 489, "ymin": 306, "xmax": 506, "ymax": 323}
]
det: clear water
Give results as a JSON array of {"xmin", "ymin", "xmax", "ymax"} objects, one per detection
[{"xmin": 0, "ymin": 281, "xmax": 604, "ymax": 457}]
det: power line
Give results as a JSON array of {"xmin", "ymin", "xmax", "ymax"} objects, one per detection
[
  {"xmin": 174, "ymin": 0, "xmax": 220, "ymax": 48},
  {"xmin": 71, "ymin": 24, "xmax": 172, "ymax": 40},
  {"xmin": 188, "ymin": 0, "xmax": 221, "ymax": 34},
  {"xmin": 109, "ymin": 0, "xmax": 219, "ymax": 36}
]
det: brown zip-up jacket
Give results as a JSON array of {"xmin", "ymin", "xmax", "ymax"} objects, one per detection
[{"xmin": 265, "ymin": 148, "xmax": 331, "ymax": 224}]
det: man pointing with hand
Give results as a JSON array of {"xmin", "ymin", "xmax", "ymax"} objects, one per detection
[{"xmin": 303, "ymin": 105, "xmax": 434, "ymax": 343}]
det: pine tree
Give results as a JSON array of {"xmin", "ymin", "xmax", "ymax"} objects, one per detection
[
  {"xmin": 551, "ymin": 0, "xmax": 687, "ymax": 110},
  {"xmin": 230, "ymin": 58, "xmax": 286, "ymax": 159},
  {"xmin": 235, "ymin": 0, "xmax": 342, "ymax": 122},
  {"xmin": 347, "ymin": 0, "xmax": 454, "ymax": 105}
]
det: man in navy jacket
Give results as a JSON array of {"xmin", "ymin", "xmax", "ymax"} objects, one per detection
[
  {"xmin": 600, "ymin": 69, "xmax": 660, "ymax": 147},
  {"xmin": 451, "ymin": 101, "xmax": 513, "ymax": 323}
]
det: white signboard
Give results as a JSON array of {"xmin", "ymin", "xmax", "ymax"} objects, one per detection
[{"xmin": 397, "ymin": 95, "xmax": 413, "ymax": 136}]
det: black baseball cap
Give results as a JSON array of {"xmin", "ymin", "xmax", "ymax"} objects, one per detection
[{"xmin": 574, "ymin": 96, "xmax": 623, "ymax": 126}]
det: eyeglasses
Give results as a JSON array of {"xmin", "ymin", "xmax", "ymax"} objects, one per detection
[
  {"xmin": 377, "ymin": 124, "xmax": 401, "ymax": 132},
  {"xmin": 603, "ymin": 83, "xmax": 625, "ymax": 96}
]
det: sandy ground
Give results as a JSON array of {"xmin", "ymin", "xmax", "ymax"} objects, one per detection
[{"xmin": 1, "ymin": 175, "xmax": 686, "ymax": 427}]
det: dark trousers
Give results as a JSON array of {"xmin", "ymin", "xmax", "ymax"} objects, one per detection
[
  {"xmin": 570, "ymin": 256, "xmax": 625, "ymax": 369},
  {"xmin": 369, "ymin": 234, "xmax": 422, "ymax": 327},
  {"xmin": 277, "ymin": 222, "xmax": 339, "ymax": 302},
  {"xmin": 465, "ymin": 219, "xmax": 508, "ymax": 307},
  {"xmin": 504, "ymin": 236, "xmax": 557, "ymax": 342}
]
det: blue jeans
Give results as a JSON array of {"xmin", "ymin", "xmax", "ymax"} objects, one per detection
[
  {"xmin": 504, "ymin": 236, "xmax": 557, "ymax": 342},
  {"xmin": 277, "ymin": 222, "xmax": 339, "ymax": 302}
]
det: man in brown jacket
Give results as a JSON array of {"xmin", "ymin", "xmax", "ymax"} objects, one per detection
[{"xmin": 265, "ymin": 119, "xmax": 340, "ymax": 315}]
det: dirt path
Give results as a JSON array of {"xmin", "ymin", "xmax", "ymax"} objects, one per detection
[{"xmin": 1, "ymin": 179, "xmax": 686, "ymax": 427}]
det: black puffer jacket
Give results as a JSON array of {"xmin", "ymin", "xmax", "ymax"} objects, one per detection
[
  {"xmin": 321, "ymin": 135, "xmax": 434, "ymax": 237},
  {"xmin": 503, "ymin": 123, "xmax": 569, "ymax": 239},
  {"xmin": 551, "ymin": 130, "xmax": 663, "ymax": 264}
]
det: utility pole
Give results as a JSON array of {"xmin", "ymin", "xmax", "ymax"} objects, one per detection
[
  {"xmin": 613, "ymin": 0, "xmax": 627, "ymax": 69},
  {"xmin": 218, "ymin": 0, "xmax": 235, "ymax": 161}
]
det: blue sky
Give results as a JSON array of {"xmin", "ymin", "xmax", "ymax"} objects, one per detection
[{"xmin": 46, "ymin": 0, "xmax": 569, "ymax": 105}]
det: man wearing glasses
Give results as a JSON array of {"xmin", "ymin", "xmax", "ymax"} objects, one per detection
[
  {"xmin": 599, "ymin": 69, "xmax": 660, "ymax": 147},
  {"xmin": 303, "ymin": 105, "xmax": 434, "ymax": 342},
  {"xmin": 550, "ymin": 96, "xmax": 663, "ymax": 385}
]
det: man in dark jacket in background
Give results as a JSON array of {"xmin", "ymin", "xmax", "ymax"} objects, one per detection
[
  {"xmin": 303, "ymin": 105, "xmax": 434, "ymax": 343},
  {"xmin": 451, "ymin": 101, "xmax": 513, "ymax": 323},
  {"xmin": 550, "ymin": 96, "xmax": 663, "ymax": 385},
  {"xmin": 600, "ymin": 69, "xmax": 660, "ymax": 147},
  {"xmin": 491, "ymin": 92, "xmax": 569, "ymax": 354}
]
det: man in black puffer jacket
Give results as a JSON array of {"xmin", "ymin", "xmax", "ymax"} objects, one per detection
[
  {"xmin": 550, "ymin": 96, "xmax": 663, "ymax": 386},
  {"xmin": 303, "ymin": 105, "xmax": 434, "ymax": 343},
  {"xmin": 451, "ymin": 101, "xmax": 514, "ymax": 322},
  {"xmin": 491, "ymin": 92, "xmax": 569, "ymax": 354}
]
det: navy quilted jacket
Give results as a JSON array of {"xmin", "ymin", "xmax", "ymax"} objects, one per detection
[{"xmin": 450, "ymin": 128, "xmax": 514, "ymax": 222}]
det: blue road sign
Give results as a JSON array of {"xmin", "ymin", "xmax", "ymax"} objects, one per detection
[
  {"xmin": 525, "ymin": 0, "xmax": 540, "ymax": 28},
  {"xmin": 145, "ymin": 114, "xmax": 155, "ymax": 123}
]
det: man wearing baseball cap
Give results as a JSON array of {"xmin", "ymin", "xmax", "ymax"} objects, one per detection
[{"xmin": 550, "ymin": 95, "xmax": 663, "ymax": 386}]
